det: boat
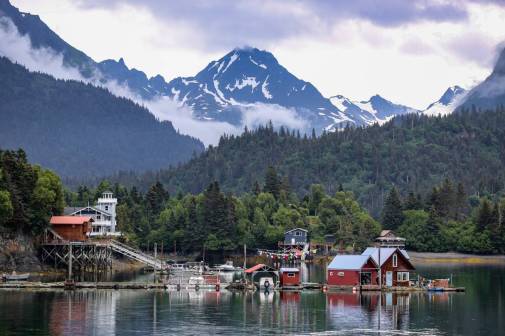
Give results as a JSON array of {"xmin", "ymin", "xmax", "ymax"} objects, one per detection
[
  {"xmin": 2, "ymin": 272, "xmax": 30, "ymax": 281},
  {"xmin": 213, "ymin": 261, "xmax": 241, "ymax": 272}
]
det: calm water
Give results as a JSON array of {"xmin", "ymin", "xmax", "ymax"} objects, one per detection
[{"xmin": 0, "ymin": 263, "xmax": 504, "ymax": 336}]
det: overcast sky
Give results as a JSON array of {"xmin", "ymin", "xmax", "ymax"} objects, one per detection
[{"xmin": 11, "ymin": 0, "xmax": 505, "ymax": 109}]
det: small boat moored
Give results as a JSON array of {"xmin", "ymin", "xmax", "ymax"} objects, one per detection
[{"xmin": 2, "ymin": 272, "xmax": 30, "ymax": 281}]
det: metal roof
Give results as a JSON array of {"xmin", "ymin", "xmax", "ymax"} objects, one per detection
[
  {"xmin": 285, "ymin": 228, "xmax": 308, "ymax": 234},
  {"xmin": 50, "ymin": 216, "xmax": 93, "ymax": 225},
  {"xmin": 64, "ymin": 206, "xmax": 112, "ymax": 216},
  {"xmin": 328, "ymin": 255, "xmax": 376, "ymax": 270},
  {"xmin": 361, "ymin": 247, "xmax": 410, "ymax": 266}
]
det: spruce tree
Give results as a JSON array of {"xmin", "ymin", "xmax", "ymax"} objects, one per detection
[
  {"xmin": 264, "ymin": 166, "xmax": 281, "ymax": 199},
  {"xmin": 381, "ymin": 187, "xmax": 404, "ymax": 230},
  {"xmin": 477, "ymin": 199, "xmax": 493, "ymax": 231}
]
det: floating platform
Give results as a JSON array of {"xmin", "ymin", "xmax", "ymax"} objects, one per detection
[{"xmin": 327, "ymin": 285, "xmax": 465, "ymax": 292}]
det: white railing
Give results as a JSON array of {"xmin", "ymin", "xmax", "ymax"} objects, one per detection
[{"xmin": 109, "ymin": 240, "xmax": 165, "ymax": 269}]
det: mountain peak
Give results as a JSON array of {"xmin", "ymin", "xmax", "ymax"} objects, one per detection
[{"xmin": 439, "ymin": 85, "xmax": 466, "ymax": 106}]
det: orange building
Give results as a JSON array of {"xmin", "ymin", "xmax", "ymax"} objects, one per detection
[{"xmin": 50, "ymin": 216, "xmax": 93, "ymax": 241}]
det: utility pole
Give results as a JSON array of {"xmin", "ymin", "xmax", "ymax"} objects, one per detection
[
  {"xmin": 68, "ymin": 243, "xmax": 73, "ymax": 280},
  {"xmin": 243, "ymin": 244, "xmax": 247, "ymax": 269},
  {"xmin": 154, "ymin": 243, "xmax": 157, "ymax": 283}
]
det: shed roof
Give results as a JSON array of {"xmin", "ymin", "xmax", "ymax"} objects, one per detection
[
  {"xmin": 361, "ymin": 247, "xmax": 410, "ymax": 266},
  {"xmin": 244, "ymin": 264, "xmax": 276, "ymax": 274},
  {"xmin": 328, "ymin": 255, "xmax": 377, "ymax": 270},
  {"xmin": 50, "ymin": 216, "xmax": 93, "ymax": 225},
  {"xmin": 279, "ymin": 267, "xmax": 299, "ymax": 273}
]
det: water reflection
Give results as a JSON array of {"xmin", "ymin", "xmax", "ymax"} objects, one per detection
[{"xmin": 1, "ymin": 262, "xmax": 504, "ymax": 335}]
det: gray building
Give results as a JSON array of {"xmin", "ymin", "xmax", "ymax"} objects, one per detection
[{"xmin": 284, "ymin": 228, "xmax": 309, "ymax": 245}]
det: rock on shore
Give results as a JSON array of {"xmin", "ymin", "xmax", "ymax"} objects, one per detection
[{"xmin": 0, "ymin": 230, "xmax": 43, "ymax": 272}]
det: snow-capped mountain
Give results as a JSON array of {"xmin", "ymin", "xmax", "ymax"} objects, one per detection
[
  {"xmin": 165, "ymin": 47, "xmax": 352, "ymax": 131},
  {"xmin": 423, "ymin": 86, "xmax": 467, "ymax": 116},
  {"xmin": 330, "ymin": 94, "xmax": 419, "ymax": 125}
]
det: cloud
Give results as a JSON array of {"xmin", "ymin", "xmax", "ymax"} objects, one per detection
[
  {"xmin": 0, "ymin": 16, "xmax": 239, "ymax": 146},
  {"xmin": 0, "ymin": 17, "xmax": 84, "ymax": 81},
  {"xmin": 0, "ymin": 15, "xmax": 308, "ymax": 147},
  {"xmin": 74, "ymin": 0, "xmax": 473, "ymax": 51},
  {"xmin": 240, "ymin": 103, "xmax": 307, "ymax": 130}
]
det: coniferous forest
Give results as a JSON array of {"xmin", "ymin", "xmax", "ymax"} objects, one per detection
[
  {"xmin": 90, "ymin": 107, "xmax": 505, "ymax": 218},
  {"xmin": 3, "ymin": 101, "xmax": 505, "ymax": 254}
]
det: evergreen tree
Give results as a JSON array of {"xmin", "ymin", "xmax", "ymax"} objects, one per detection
[
  {"xmin": 381, "ymin": 187, "xmax": 404, "ymax": 230},
  {"xmin": 404, "ymin": 192, "xmax": 423, "ymax": 210},
  {"xmin": 476, "ymin": 199, "xmax": 494, "ymax": 231},
  {"xmin": 264, "ymin": 166, "xmax": 281, "ymax": 199},
  {"xmin": 455, "ymin": 182, "xmax": 467, "ymax": 220}
]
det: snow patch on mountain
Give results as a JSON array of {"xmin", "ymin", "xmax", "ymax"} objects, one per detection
[{"xmin": 422, "ymin": 86, "xmax": 467, "ymax": 116}]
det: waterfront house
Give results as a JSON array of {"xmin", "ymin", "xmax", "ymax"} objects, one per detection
[
  {"xmin": 327, "ymin": 255, "xmax": 379, "ymax": 286},
  {"xmin": 50, "ymin": 216, "xmax": 93, "ymax": 241},
  {"xmin": 375, "ymin": 230, "xmax": 406, "ymax": 249},
  {"xmin": 284, "ymin": 228, "xmax": 308, "ymax": 245},
  {"xmin": 362, "ymin": 247, "xmax": 415, "ymax": 287},
  {"xmin": 279, "ymin": 267, "xmax": 300, "ymax": 287},
  {"xmin": 64, "ymin": 191, "xmax": 119, "ymax": 237}
]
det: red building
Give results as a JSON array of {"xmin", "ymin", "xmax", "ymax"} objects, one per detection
[
  {"xmin": 279, "ymin": 267, "xmax": 300, "ymax": 287},
  {"xmin": 327, "ymin": 255, "xmax": 378, "ymax": 286},
  {"xmin": 362, "ymin": 247, "xmax": 415, "ymax": 287},
  {"xmin": 50, "ymin": 216, "xmax": 93, "ymax": 241}
]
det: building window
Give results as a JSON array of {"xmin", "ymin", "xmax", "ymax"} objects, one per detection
[
  {"xmin": 105, "ymin": 205, "xmax": 109, "ymax": 211},
  {"xmin": 397, "ymin": 272, "xmax": 409, "ymax": 282},
  {"xmin": 392, "ymin": 254, "xmax": 398, "ymax": 267},
  {"xmin": 295, "ymin": 231, "xmax": 301, "ymax": 236},
  {"xmin": 338, "ymin": 272, "xmax": 345, "ymax": 277},
  {"xmin": 287, "ymin": 273, "xmax": 295, "ymax": 277},
  {"xmin": 96, "ymin": 215, "xmax": 101, "ymax": 220}
]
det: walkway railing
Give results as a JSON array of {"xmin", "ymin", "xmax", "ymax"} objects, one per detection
[{"xmin": 109, "ymin": 240, "xmax": 165, "ymax": 270}]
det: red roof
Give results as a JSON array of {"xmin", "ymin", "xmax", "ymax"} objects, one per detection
[
  {"xmin": 50, "ymin": 216, "xmax": 93, "ymax": 225},
  {"xmin": 244, "ymin": 264, "xmax": 267, "ymax": 274}
]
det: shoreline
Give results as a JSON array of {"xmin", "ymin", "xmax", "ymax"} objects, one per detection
[{"xmin": 410, "ymin": 251, "xmax": 505, "ymax": 264}]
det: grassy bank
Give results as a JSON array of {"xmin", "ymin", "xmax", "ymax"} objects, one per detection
[{"xmin": 410, "ymin": 251, "xmax": 505, "ymax": 264}]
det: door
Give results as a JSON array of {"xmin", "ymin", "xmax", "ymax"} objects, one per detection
[
  {"xmin": 291, "ymin": 238, "xmax": 295, "ymax": 245},
  {"xmin": 386, "ymin": 271, "xmax": 393, "ymax": 287}
]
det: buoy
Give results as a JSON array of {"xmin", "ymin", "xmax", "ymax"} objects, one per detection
[{"xmin": 322, "ymin": 285, "xmax": 328, "ymax": 292}]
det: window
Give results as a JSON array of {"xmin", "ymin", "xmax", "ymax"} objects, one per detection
[
  {"xmin": 295, "ymin": 231, "xmax": 301, "ymax": 236},
  {"xmin": 96, "ymin": 215, "xmax": 101, "ymax": 220},
  {"xmin": 105, "ymin": 205, "xmax": 109, "ymax": 211},
  {"xmin": 397, "ymin": 272, "xmax": 409, "ymax": 282},
  {"xmin": 392, "ymin": 254, "xmax": 398, "ymax": 267},
  {"xmin": 338, "ymin": 271, "xmax": 345, "ymax": 277},
  {"xmin": 287, "ymin": 273, "xmax": 295, "ymax": 277}
]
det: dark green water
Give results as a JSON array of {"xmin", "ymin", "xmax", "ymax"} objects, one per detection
[{"xmin": 0, "ymin": 263, "xmax": 503, "ymax": 335}]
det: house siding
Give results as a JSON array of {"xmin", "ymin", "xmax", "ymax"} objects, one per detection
[
  {"xmin": 327, "ymin": 259, "xmax": 378, "ymax": 286},
  {"xmin": 284, "ymin": 229, "xmax": 308, "ymax": 244},
  {"xmin": 380, "ymin": 252, "xmax": 414, "ymax": 287}
]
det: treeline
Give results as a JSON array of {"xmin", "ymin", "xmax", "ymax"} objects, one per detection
[
  {"xmin": 67, "ymin": 167, "xmax": 380, "ymax": 253},
  {"xmin": 382, "ymin": 179, "xmax": 505, "ymax": 254},
  {"xmin": 82, "ymin": 107, "xmax": 505, "ymax": 218},
  {"xmin": 0, "ymin": 149, "xmax": 64, "ymax": 234}
]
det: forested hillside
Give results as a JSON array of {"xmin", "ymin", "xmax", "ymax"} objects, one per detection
[
  {"xmin": 103, "ymin": 108, "xmax": 505, "ymax": 217},
  {"xmin": 0, "ymin": 57, "xmax": 204, "ymax": 177}
]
